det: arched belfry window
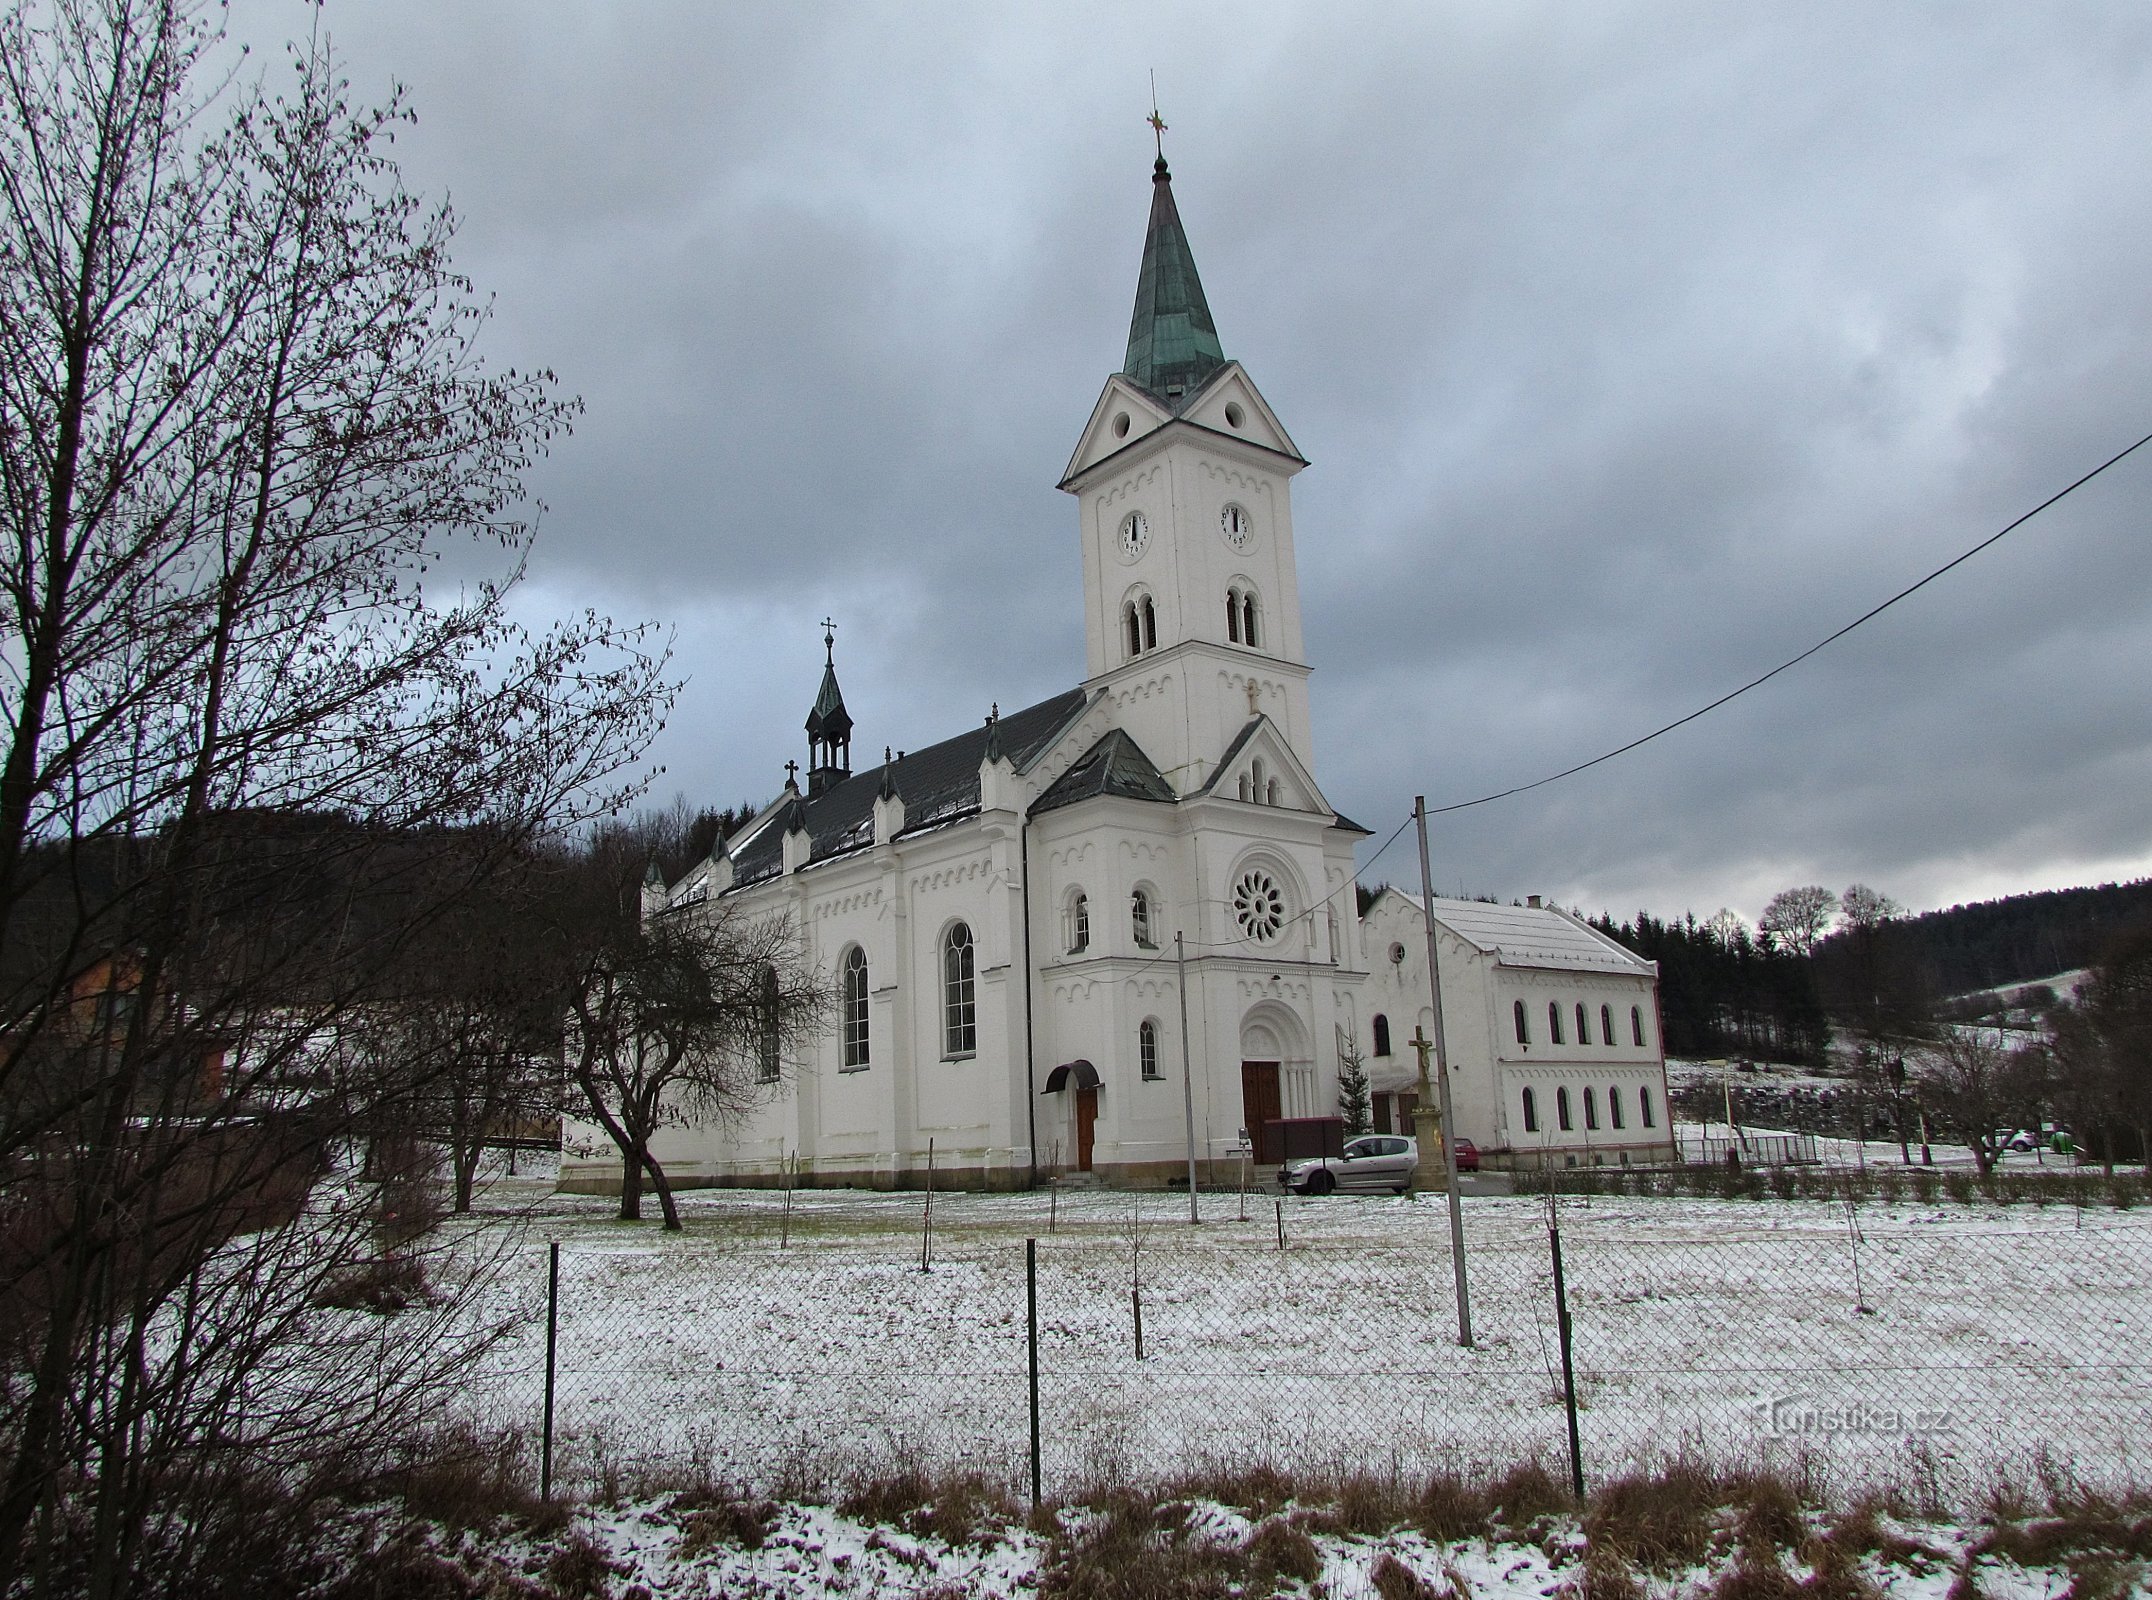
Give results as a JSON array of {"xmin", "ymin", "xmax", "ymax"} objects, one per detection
[
  {"xmin": 1227, "ymin": 583, "xmax": 1261, "ymax": 648},
  {"xmin": 1123, "ymin": 593, "xmax": 1159, "ymax": 659},
  {"xmin": 840, "ymin": 946, "xmax": 870, "ymax": 1069},
  {"xmin": 942, "ymin": 923, "xmax": 976, "ymax": 1057},
  {"xmin": 1068, "ymin": 891, "xmax": 1090, "ymax": 954},
  {"xmin": 1131, "ymin": 887, "xmax": 1156, "ymax": 949}
]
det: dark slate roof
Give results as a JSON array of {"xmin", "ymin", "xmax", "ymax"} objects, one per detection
[
  {"xmin": 1028, "ymin": 729, "xmax": 1177, "ymax": 817},
  {"xmin": 1122, "ymin": 158, "xmax": 1226, "ymax": 403},
  {"xmin": 726, "ymin": 688, "xmax": 1091, "ymax": 888},
  {"xmin": 806, "ymin": 657, "xmax": 851, "ymax": 740}
]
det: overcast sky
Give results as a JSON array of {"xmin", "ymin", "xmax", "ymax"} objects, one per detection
[{"xmin": 230, "ymin": 1, "xmax": 2152, "ymax": 926}]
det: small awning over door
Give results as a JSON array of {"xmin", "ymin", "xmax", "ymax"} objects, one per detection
[{"xmin": 1041, "ymin": 1059, "xmax": 1101, "ymax": 1094}]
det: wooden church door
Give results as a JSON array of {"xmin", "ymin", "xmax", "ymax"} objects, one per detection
[
  {"xmin": 1241, "ymin": 1061, "xmax": 1282, "ymax": 1164},
  {"xmin": 1075, "ymin": 1086, "xmax": 1098, "ymax": 1172}
]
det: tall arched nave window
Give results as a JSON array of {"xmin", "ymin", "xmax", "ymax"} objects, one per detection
[
  {"xmin": 840, "ymin": 946, "xmax": 870, "ymax": 1069},
  {"xmin": 942, "ymin": 923, "xmax": 976, "ymax": 1057}
]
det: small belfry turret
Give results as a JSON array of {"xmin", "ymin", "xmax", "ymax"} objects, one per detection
[{"xmin": 804, "ymin": 621, "xmax": 853, "ymax": 797}]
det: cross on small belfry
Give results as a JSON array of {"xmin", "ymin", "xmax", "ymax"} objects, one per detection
[{"xmin": 785, "ymin": 759, "xmax": 800, "ymax": 785}]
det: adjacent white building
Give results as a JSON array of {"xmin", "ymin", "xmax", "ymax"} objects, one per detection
[
  {"xmin": 560, "ymin": 154, "xmax": 1672, "ymax": 1194},
  {"xmin": 1355, "ymin": 890, "xmax": 1675, "ymax": 1170}
]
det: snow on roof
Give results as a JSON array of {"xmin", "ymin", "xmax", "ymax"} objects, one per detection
[{"xmin": 1416, "ymin": 895, "xmax": 1652, "ymax": 975}]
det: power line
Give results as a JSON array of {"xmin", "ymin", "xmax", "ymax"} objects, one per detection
[{"xmin": 1419, "ymin": 427, "xmax": 2152, "ymax": 819}]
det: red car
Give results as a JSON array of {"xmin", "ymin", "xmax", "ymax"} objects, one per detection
[{"xmin": 1451, "ymin": 1137, "xmax": 1481, "ymax": 1173}]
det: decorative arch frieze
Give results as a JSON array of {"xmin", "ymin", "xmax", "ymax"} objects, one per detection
[
  {"xmin": 909, "ymin": 857, "xmax": 991, "ymax": 896},
  {"xmin": 1095, "ymin": 461, "xmax": 1163, "ymax": 514},
  {"xmin": 1196, "ymin": 460, "xmax": 1274, "ymax": 500}
]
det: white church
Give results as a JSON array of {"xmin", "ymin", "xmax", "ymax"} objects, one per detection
[{"xmin": 561, "ymin": 154, "xmax": 1674, "ymax": 1194}]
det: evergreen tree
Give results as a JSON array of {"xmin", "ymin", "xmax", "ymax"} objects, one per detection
[{"xmin": 1336, "ymin": 1024, "xmax": 1373, "ymax": 1137}]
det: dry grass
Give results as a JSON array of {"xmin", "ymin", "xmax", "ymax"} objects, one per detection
[
  {"xmin": 1415, "ymin": 1471, "xmax": 1494, "ymax": 1541},
  {"xmin": 1036, "ymin": 1490, "xmax": 1240, "ymax": 1600},
  {"xmin": 1487, "ymin": 1459, "xmax": 1574, "ymax": 1529},
  {"xmin": 1582, "ymin": 1461, "xmax": 1723, "ymax": 1572},
  {"xmin": 373, "ymin": 1425, "xmax": 557, "ymax": 1533},
  {"xmin": 838, "ymin": 1465, "xmax": 1022, "ymax": 1548}
]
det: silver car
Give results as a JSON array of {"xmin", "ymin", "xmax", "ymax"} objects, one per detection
[{"xmin": 1280, "ymin": 1135, "xmax": 1418, "ymax": 1195}]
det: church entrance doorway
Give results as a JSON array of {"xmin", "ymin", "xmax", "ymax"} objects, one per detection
[
  {"xmin": 1075, "ymin": 1086, "xmax": 1097, "ymax": 1172},
  {"xmin": 1241, "ymin": 1061, "xmax": 1282, "ymax": 1164}
]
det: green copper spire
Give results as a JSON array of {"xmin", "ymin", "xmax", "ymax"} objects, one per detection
[{"xmin": 1121, "ymin": 157, "xmax": 1226, "ymax": 403}]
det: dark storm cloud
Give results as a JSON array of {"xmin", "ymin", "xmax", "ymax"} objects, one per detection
[{"xmin": 234, "ymin": 0, "xmax": 2152, "ymax": 923}]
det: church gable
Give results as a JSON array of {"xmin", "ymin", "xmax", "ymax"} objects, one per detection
[
  {"xmin": 1200, "ymin": 716, "xmax": 1333, "ymax": 815},
  {"xmin": 1176, "ymin": 364, "xmax": 1301, "ymax": 463},
  {"xmin": 1061, "ymin": 376, "xmax": 1174, "ymax": 488}
]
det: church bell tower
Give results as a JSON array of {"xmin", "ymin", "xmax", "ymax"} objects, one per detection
[{"xmin": 1058, "ymin": 153, "xmax": 1315, "ymax": 795}]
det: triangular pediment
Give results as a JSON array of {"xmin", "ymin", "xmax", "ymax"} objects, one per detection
[
  {"xmin": 1062, "ymin": 375, "xmax": 1174, "ymax": 487},
  {"xmin": 1061, "ymin": 363, "xmax": 1306, "ymax": 492},
  {"xmin": 1197, "ymin": 716, "xmax": 1334, "ymax": 817},
  {"xmin": 1176, "ymin": 364, "xmax": 1301, "ymax": 462}
]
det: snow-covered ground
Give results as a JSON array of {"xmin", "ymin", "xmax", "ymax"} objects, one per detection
[{"xmin": 447, "ymin": 1169, "xmax": 2152, "ymax": 1511}]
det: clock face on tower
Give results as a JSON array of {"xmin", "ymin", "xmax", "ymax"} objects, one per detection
[
  {"xmin": 1118, "ymin": 510, "xmax": 1150, "ymax": 561},
  {"xmin": 1220, "ymin": 503, "xmax": 1253, "ymax": 550}
]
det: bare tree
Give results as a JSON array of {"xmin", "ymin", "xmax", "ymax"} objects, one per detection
[
  {"xmin": 1911, "ymin": 1029, "xmax": 2048, "ymax": 1178},
  {"xmin": 563, "ymin": 890, "xmax": 827, "ymax": 1230},
  {"xmin": 0, "ymin": 6, "xmax": 669, "ymax": 1591},
  {"xmin": 1838, "ymin": 884, "xmax": 1905, "ymax": 932},
  {"xmin": 1759, "ymin": 885, "xmax": 1835, "ymax": 958}
]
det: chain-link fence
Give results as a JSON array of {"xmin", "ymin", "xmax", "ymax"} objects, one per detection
[{"xmin": 462, "ymin": 1184, "xmax": 2152, "ymax": 1508}]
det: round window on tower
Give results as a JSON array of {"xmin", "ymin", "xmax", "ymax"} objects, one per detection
[
  {"xmin": 1224, "ymin": 401, "xmax": 1245, "ymax": 429},
  {"xmin": 1112, "ymin": 411, "xmax": 1131, "ymax": 438},
  {"xmin": 1232, "ymin": 868, "xmax": 1286, "ymax": 943}
]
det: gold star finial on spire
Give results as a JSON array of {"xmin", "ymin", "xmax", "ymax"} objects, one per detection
[{"xmin": 1148, "ymin": 71, "xmax": 1167, "ymax": 160}]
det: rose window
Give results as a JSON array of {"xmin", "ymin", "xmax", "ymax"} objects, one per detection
[{"xmin": 1232, "ymin": 869, "xmax": 1286, "ymax": 943}]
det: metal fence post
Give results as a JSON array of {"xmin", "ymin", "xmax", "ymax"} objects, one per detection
[
  {"xmin": 1548, "ymin": 1216, "xmax": 1584, "ymax": 1500},
  {"xmin": 1026, "ymin": 1237, "xmax": 1042, "ymax": 1505},
  {"xmin": 541, "ymin": 1241, "xmax": 559, "ymax": 1502}
]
